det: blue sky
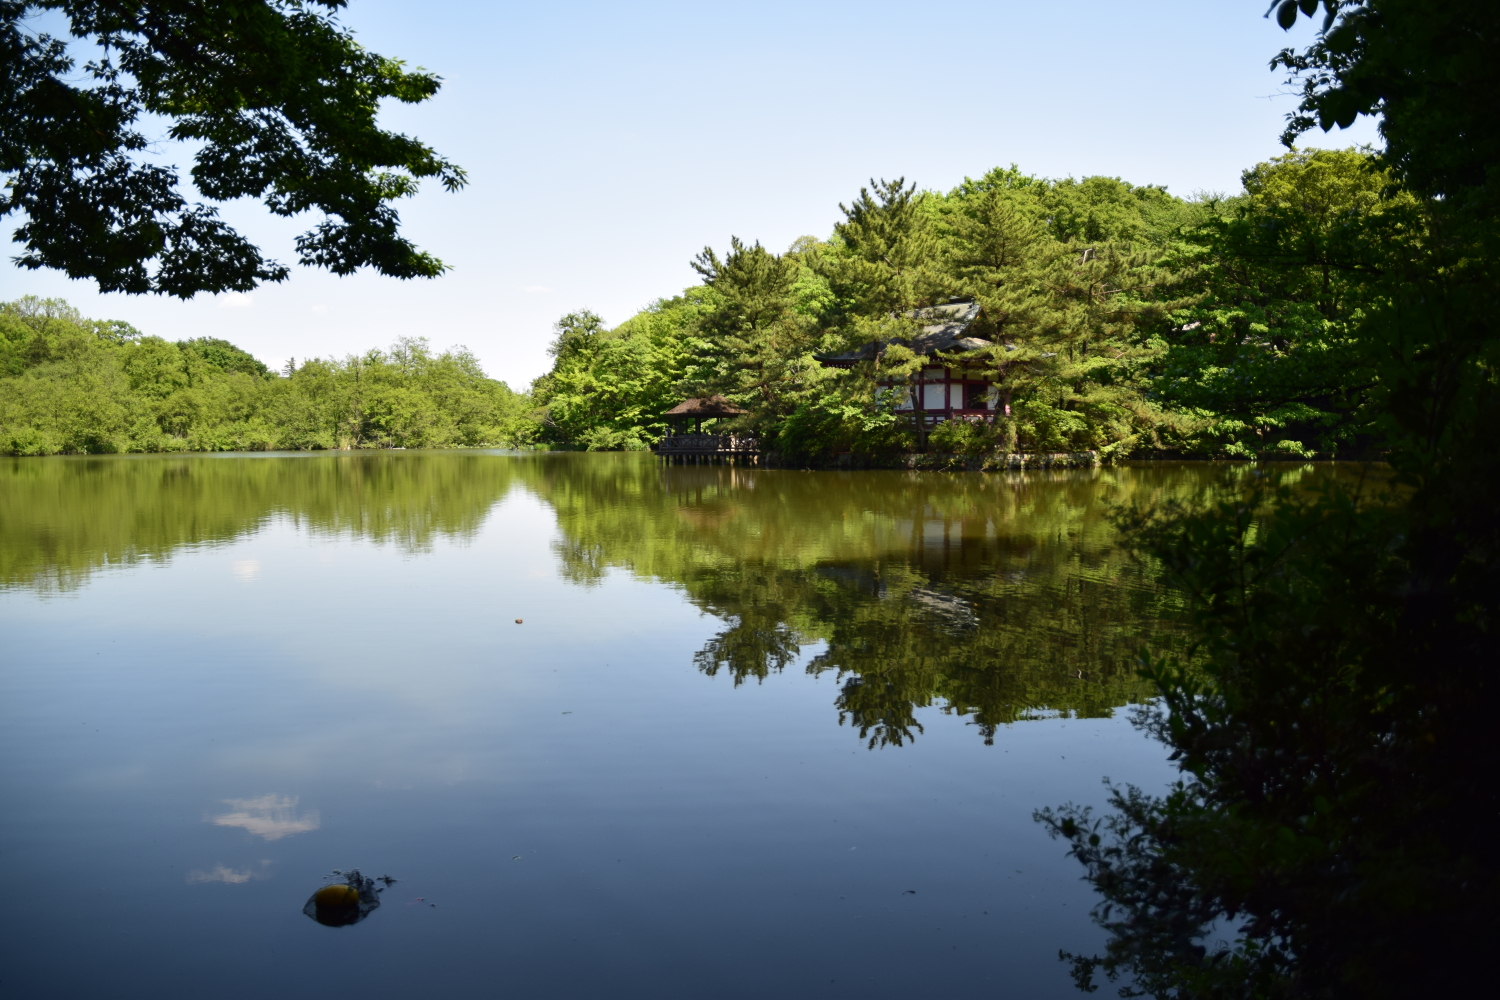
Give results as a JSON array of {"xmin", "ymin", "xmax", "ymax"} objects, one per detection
[{"xmin": 3, "ymin": 0, "xmax": 1379, "ymax": 388}]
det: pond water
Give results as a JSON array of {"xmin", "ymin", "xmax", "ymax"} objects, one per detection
[{"xmin": 0, "ymin": 452, "xmax": 1265, "ymax": 998}]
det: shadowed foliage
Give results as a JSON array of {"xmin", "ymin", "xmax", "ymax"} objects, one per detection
[{"xmin": 1, "ymin": 1, "xmax": 465, "ymax": 296}]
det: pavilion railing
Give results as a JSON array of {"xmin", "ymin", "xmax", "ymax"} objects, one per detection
[{"xmin": 654, "ymin": 433, "xmax": 761, "ymax": 456}]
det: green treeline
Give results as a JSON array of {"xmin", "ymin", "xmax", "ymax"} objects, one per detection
[
  {"xmin": 534, "ymin": 148, "xmax": 1398, "ymax": 461},
  {"xmin": 0, "ymin": 297, "xmax": 534, "ymax": 455},
  {"xmin": 4, "ymin": 147, "xmax": 1394, "ymax": 463}
]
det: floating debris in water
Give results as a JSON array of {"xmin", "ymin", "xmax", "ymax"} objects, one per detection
[
  {"xmin": 514, "ymin": 619, "xmax": 523, "ymax": 624},
  {"xmin": 303, "ymin": 869, "xmax": 382, "ymax": 927}
]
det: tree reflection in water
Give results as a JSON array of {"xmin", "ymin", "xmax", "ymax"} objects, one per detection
[
  {"xmin": 2, "ymin": 451, "xmax": 1342, "ymax": 747},
  {"xmin": 531, "ymin": 458, "xmax": 1230, "ymax": 747},
  {"xmin": 0, "ymin": 452, "xmax": 518, "ymax": 593}
]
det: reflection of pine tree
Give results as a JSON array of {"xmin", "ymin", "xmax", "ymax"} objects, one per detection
[
  {"xmin": 693, "ymin": 616, "xmax": 803, "ymax": 684},
  {"xmin": 528, "ymin": 458, "xmax": 1298, "ymax": 746}
]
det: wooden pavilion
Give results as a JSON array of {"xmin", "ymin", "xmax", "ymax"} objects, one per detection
[{"xmin": 653, "ymin": 396, "xmax": 760, "ymax": 463}]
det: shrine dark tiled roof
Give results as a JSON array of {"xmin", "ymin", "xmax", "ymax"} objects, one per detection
[{"xmin": 814, "ymin": 300, "xmax": 992, "ymax": 363}]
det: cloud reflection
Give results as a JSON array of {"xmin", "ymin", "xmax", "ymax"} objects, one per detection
[
  {"xmin": 186, "ymin": 865, "xmax": 265, "ymax": 884},
  {"xmin": 211, "ymin": 795, "xmax": 319, "ymax": 840}
]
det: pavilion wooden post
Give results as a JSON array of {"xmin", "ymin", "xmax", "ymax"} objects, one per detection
[{"xmin": 656, "ymin": 396, "xmax": 758, "ymax": 464}]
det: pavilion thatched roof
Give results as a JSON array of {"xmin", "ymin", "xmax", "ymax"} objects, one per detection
[{"xmin": 663, "ymin": 395, "xmax": 748, "ymax": 418}]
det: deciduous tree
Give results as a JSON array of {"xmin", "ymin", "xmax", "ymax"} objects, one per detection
[{"xmin": 1, "ymin": 1, "xmax": 465, "ymax": 296}]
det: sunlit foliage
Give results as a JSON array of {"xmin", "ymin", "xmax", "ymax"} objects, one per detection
[
  {"xmin": 533, "ymin": 155, "xmax": 1406, "ymax": 462},
  {"xmin": 0, "ymin": 296, "xmax": 533, "ymax": 454}
]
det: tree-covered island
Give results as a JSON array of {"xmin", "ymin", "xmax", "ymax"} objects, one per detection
[
  {"xmin": 4, "ymin": 146, "xmax": 1397, "ymax": 463},
  {"xmin": 533, "ymin": 149, "xmax": 1391, "ymax": 465}
]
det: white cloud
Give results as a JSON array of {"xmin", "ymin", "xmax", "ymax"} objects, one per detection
[
  {"xmin": 216, "ymin": 292, "xmax": 254, "ymax": 309},
  {"xmin": 518, "ymin": 285, "xmax": 554, "ymax": 293},
  {"xmin": 211, "ymin": 795, "xmax": 320, "ymax": 841}
]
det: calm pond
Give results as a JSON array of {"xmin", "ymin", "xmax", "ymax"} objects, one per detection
[{"xmin": 0, "ymin": 453, "xmax": 1295, "ymax": 998}]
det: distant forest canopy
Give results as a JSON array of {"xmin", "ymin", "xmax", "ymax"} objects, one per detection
[
  {"xmin": 0, "ymin": 296, "xmax": 535, "ymax": 455},
  {"xmin": 3, "ymin": 148, "xmax": 1396, "ymax": 460},
  {"xmin": 534, "ymin": 148, "xmax": 1399, "ymax": 461}
]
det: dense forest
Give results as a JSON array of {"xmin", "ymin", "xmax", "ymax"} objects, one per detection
[
  {"xmin": 533, "ymin": 147, "xmax": 1395, "ymax": 463},
  {"xmin": 0, "ymin": 296, "xmax": 534, "ymax": 454},
  {"xmin": 4, "ymin": 146, "xmax": 1394, "ymax": 463}
]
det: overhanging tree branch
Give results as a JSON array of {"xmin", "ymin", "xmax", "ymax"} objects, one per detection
[{"xmin": 0, "ymin": 1, "xmax": 466, "ymax": 297}]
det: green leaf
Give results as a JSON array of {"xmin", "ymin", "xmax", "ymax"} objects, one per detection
[{"xmin": 1277, "ymin": 0, "xmax": 1300, "ymax": 30}]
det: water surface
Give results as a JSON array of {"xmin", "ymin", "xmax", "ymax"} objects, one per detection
[{"xmin": 1, "ymin": 453, "xmax": 1268, "ymax": 998}]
